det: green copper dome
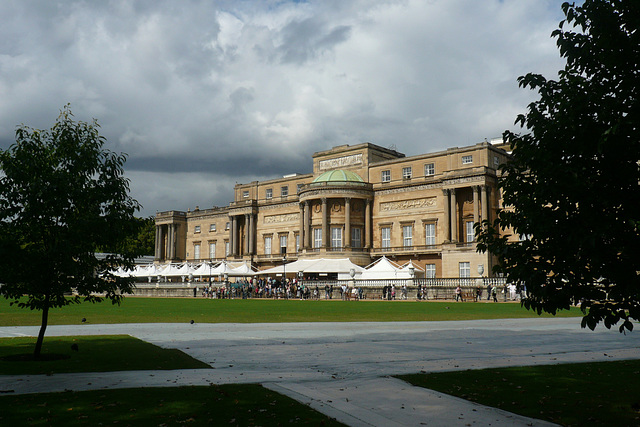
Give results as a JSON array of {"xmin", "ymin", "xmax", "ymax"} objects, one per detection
[{"xmin": 312, "ymin": 169, "xmax": 365, "ymax": 183}]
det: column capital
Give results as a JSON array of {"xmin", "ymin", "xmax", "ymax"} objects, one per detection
[{"xmin": 442, "ymin": 188, "xmax": 450, "ymax": 196}]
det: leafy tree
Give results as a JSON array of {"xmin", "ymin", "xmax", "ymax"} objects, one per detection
[
  {"xmin": 99, "ymin": 216, "xmax": 155, "ymax": 256},
  {"xmin": 477, "ymin": 0, "xmax": 640, "ymax": 333},
  {"xmin": 0, "ymin": 105, "xmax": 141, "ymax": 357}
]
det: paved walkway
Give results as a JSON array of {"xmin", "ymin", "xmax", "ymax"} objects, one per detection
[{"xmin": 2, "ymin": 318, "xmax": 639, "ymax": 426}]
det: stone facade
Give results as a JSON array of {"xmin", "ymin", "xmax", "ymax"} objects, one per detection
[{"xmin": 155, "ymin": 141, "xmax": 514, "ymax": 278}]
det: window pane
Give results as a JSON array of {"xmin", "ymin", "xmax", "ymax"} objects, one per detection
[
  {"xmin": 424, "ymin": 163, "xmax": 435, "ymax": 176},
  {"xmin": 403, "ymin": 225, "xmax": 412, "ymax": 247},
  {"xmin": 280, "ymin": 235, "xmax": 287, "ymax": 254},
  {"xmin": 381, "ymin": 227, "xmax": 391, "ymax": 249},
  {"xmin": 209, "ymin": 242, "xmax": 216, "ymax": 259},
  {"xmin": 402, "ymin": 167, "xmax": 412, "ymax": 179},
  {"xmin": 266, "ymin": 188, "xmax": 272, "ymax": 199},
  {"xmin": 466, "ymin": 221, "xmax": 475, "ymax": 243},
  {"xmin": 194, "ymin": 244, "xmax": 200, "ymax": 260},
  {"xmin": 425, "ymin": 264, "xmax": 436, "ymax": 279},
  {"xmin": 265, "ymin": 236, "xmax": 272, "ymax": 255},
  {"xmin": 225, "ymin": 241, "xmax": 230, "ymax": 256},
  {"xmin": 331, "ymin": 227, "xmax": 342, "ymax": 248},
  {"xmin": 381, "ymin": 170, "xmax": 390, "ymax": 182},
  {"xmin": 462, "ymin": 155, "xmax": 473, "ymax": 164},
  {"xmin": 281, "ymin": 186, "xmax": 288, "ymax": 197},
  {"xmin": 425, "ymin": 223, "xmax": 436, "ymax": 246},
  {"xmin": 314, "ymin": 228, "xmax": 322, "ymax": 248},
  {"xmin": 351, "ymin": 228, "xmax": 362, "ymax": 248},
  {"xmin": 459, "ymin": 262, "xmax": 470, "ymax": 278}
]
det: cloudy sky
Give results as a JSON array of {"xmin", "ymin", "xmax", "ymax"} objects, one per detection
[{"xmin": 0, "ymin": 0, "xmax": 567, "ymax": 217}]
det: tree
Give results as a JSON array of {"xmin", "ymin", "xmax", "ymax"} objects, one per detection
[
  {"xmin": 98, "ymin": 216, "xmax": 155, "ymax": 256},
  {"xmin": 0, "ymin": 105, "xmax": 141, "ymax": 357},
  {"xmin": 477, "ymin": 0, "xmax": 640, "ymax": 333}
]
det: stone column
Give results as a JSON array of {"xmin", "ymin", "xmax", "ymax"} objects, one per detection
[
  {"xmin": 231, "ymin": 216, "xmax": 238, "ymax": 257},
  {"xmin": 344, "ymin": 198, "xmax": 351, "ymax": 248},
  {"xmin": 364, "ymin": 199, "xmax": 371, "ymax": 249},
  {"xmin": 303, "ymin": 201, "xmax": 310, "ymax": 249},
  {"xmin": 481, "ymin": 185, "xmax": 489, "ymax": 225},
  {"xmin": 442, "ymin": 189, "xmax": 450, "ymax": 242},
  {"xmin": 299, "ymin": 203, "xmax": 304, "ymax": 250},
  {"xmin": 244, "ymin": 214, "xmax": 250, "ymax": 255},
  {"xmin": 473, "ymin": 185, "xmax": 480, "ymax": 225},
  {"xmin": 450, "ymin": 188, "xmax": 458, "ymax": 242},
  {"xmin": 321, "ymin": 198, "xmax": 328, "ymax": 248},
  {"xmin": 155, "ymin": 225, "xmax": 162, "ymax": 260},
  {"xmin": 249, "ymin": 213, "xmax": 255, "ymax": 255}
]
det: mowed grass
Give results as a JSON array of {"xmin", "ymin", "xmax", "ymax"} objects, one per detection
[
  {"xmin": 0, "ymin": 384, "xmax": 345, "ymax": 426},
  {"xmin": 0, "ymin": 335, "xmax": 210, "ymax": 375},
  {"xmin": 0, "ymin": 297, "xmax": 580, "ymax": 326},
  {"xmin": 398, "ymin": 359, "xmax": 640, "ymax": 426}
]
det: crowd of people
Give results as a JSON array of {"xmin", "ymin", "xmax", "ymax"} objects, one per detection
[{"xmin": 189, "ymin": 278, "xmax": 521, "ymax": 301}]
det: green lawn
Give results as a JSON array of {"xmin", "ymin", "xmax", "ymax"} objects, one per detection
[
  {"xmin": 398, "ymin": 359, "xmax": 640, "ymax": 426},
  {"xmin": 0, "ymin": 335, "xmax": 210, "ymax": 375},
  {"xmin": 0, "ymin": 384, "xmax": 344, "ymax": 426},
  {"xmin": 0, "ymin": 297, "xmax": 580, "ymax": 326}
]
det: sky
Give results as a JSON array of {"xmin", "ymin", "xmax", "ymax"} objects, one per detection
[{"xmin": 0, "ymin": 0, "xmax": 568, "ymax": 217}]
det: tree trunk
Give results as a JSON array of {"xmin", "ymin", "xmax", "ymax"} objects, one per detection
[{"xmin": 33, "ymin": 297, "xmax": 50, "ymax": 359}]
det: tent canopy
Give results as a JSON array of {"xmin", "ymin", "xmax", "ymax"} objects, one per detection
[{"xmin": 258, "ymin": 258, "xmax": 364, "ymax": 276}]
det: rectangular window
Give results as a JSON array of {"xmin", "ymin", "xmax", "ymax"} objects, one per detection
[
  {"xmin": 194, "ymin": 244, "xmax": 200, "ymax": 260},
  {"xmin": 381, "ymin": 170, "xmax": 391, "ymax": 183},
  {"xmin": 402, "ymin": 225, "xmax": 413, "ymax": 248},
  {"xmin": 225, "ymin": 241, "xmax": 230, "ymax": 256},
  {"xmin": 295, "ymin": 234, "xmax": 300, "ymax": 253},
  {"xmin": 402, "ymin": 167, "xmax": 412, "ymax": 179},
  {"xmin": 425, "ymin": 223, "xmax": 436, "ymax": 246},
  {"xmin": 225, "ymin": 222, "xmax": 230, "ymax": 230},
  {"xmin": 266, "ymin": 188, "xmax": 273, "ymax": 199},
  {"xmin": 313, "ymin": 228, "xmax": 322, "ymax": 249},
  {"xmin": 210, "ymin": 223, "xmax": 216, "ymax": 232},
  {"xmin": 280, "ymin": 235, "xmax": 287, "ymax": 254},
  {"xmin": 209, "ymin": 242, "xmax": 216, "ymax": 259},
  {"xmin": 381, "ymin": 227, "xmax": 391, "ymax": 249},
  {"xmin": 494, "ymin": 156, "xmax": 500, "ymax": 166},
  {"xmin": 351, "ymin": 228, "xmax": 362, "ymax": 248},
  {"xmin": 281, "ymin": 186, "xmax": 288, "ymax": 197},
  {"xmin": 425, "ymin": 264, "xmax": 436, "ymax": 279},
  {"xmin": 466, "ymin": 221, "xmax": 475, "ymax": 243},
  {"xmin": 264, "ymin": 236, "xmax": 272, "ymax": 255},
  {"xmin": 242, "ymin": 190, "xmax": 249, "ymax": 198},
  {"xmin": 424, "ymin": 163, "xmax": 435, "ymax": 176},
  {"xmin": 459, "ymin": 262, "xmax": 471, "ymax": 278},
  {"xmin": 331, "ymin": 227, "xmax": 342, "ymax": 249},
  {"xmin": 194, "ymin": 225, "xmax": 201, "ymax": 233},
  {"xmin": 462, "ymin": 155, "xmax": 473, "ymax": 164}
]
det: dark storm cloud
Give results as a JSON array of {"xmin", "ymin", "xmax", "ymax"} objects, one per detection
[{"xmin": 0, "ymin": 0, "xmax": 565, "ymax": 216}]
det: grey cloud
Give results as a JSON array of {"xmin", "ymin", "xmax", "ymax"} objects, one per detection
[{"xmin": 278, "ymin": 17, "xmax": 352, "ymax": 64}]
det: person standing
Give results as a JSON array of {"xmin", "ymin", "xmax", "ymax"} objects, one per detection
[{"xmin": 455, "ymin": 285, "xmax": 462, "ymax": 302}]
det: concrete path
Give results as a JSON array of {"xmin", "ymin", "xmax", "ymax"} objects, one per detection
[{"xmin": 2, "ymin": 318, "xmax": 639, "ymax": 426}]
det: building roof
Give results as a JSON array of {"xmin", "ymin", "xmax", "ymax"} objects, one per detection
[{"xmin": 312, "ymin": 169, "xmax": 365, "ymax": 183}]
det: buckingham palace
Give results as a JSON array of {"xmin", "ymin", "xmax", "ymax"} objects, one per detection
[{"xmin": 155, "ymin": 139, "xmax": 514, "ymax": 278}]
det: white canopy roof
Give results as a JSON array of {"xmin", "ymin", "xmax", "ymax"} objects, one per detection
[
  {"xmin": 360, "ymin": 256, "xmax": 402, "ymax": 280},
  {"xmin": 258, "ymin": 258, "xmax": 365, "ymax": 276}
]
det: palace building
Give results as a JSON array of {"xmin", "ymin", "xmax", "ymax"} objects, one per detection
[{"xmin": 155, "ymin": 140, "xmax": 513, "ymax": 278}]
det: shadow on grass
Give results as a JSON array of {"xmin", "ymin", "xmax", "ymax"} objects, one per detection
[
  {"xmin": 398, "ymin": 359, "xmax": 640, "ymax": 426},
  {"xmin": 0, "ymin": 335, "xmax": 210, "ymax": 375}
]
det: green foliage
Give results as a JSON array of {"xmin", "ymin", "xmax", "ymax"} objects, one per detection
[
  {"xmin": 477, "ymin": 1, "xmax": 640, "ymax": 332},
  {"xmin": 0, "ymin": 105, "xmax": 141, "ymax": 355},
  {"xmin": 98, "ymin": 216, "xmax": 155, "ymax": 256}
]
